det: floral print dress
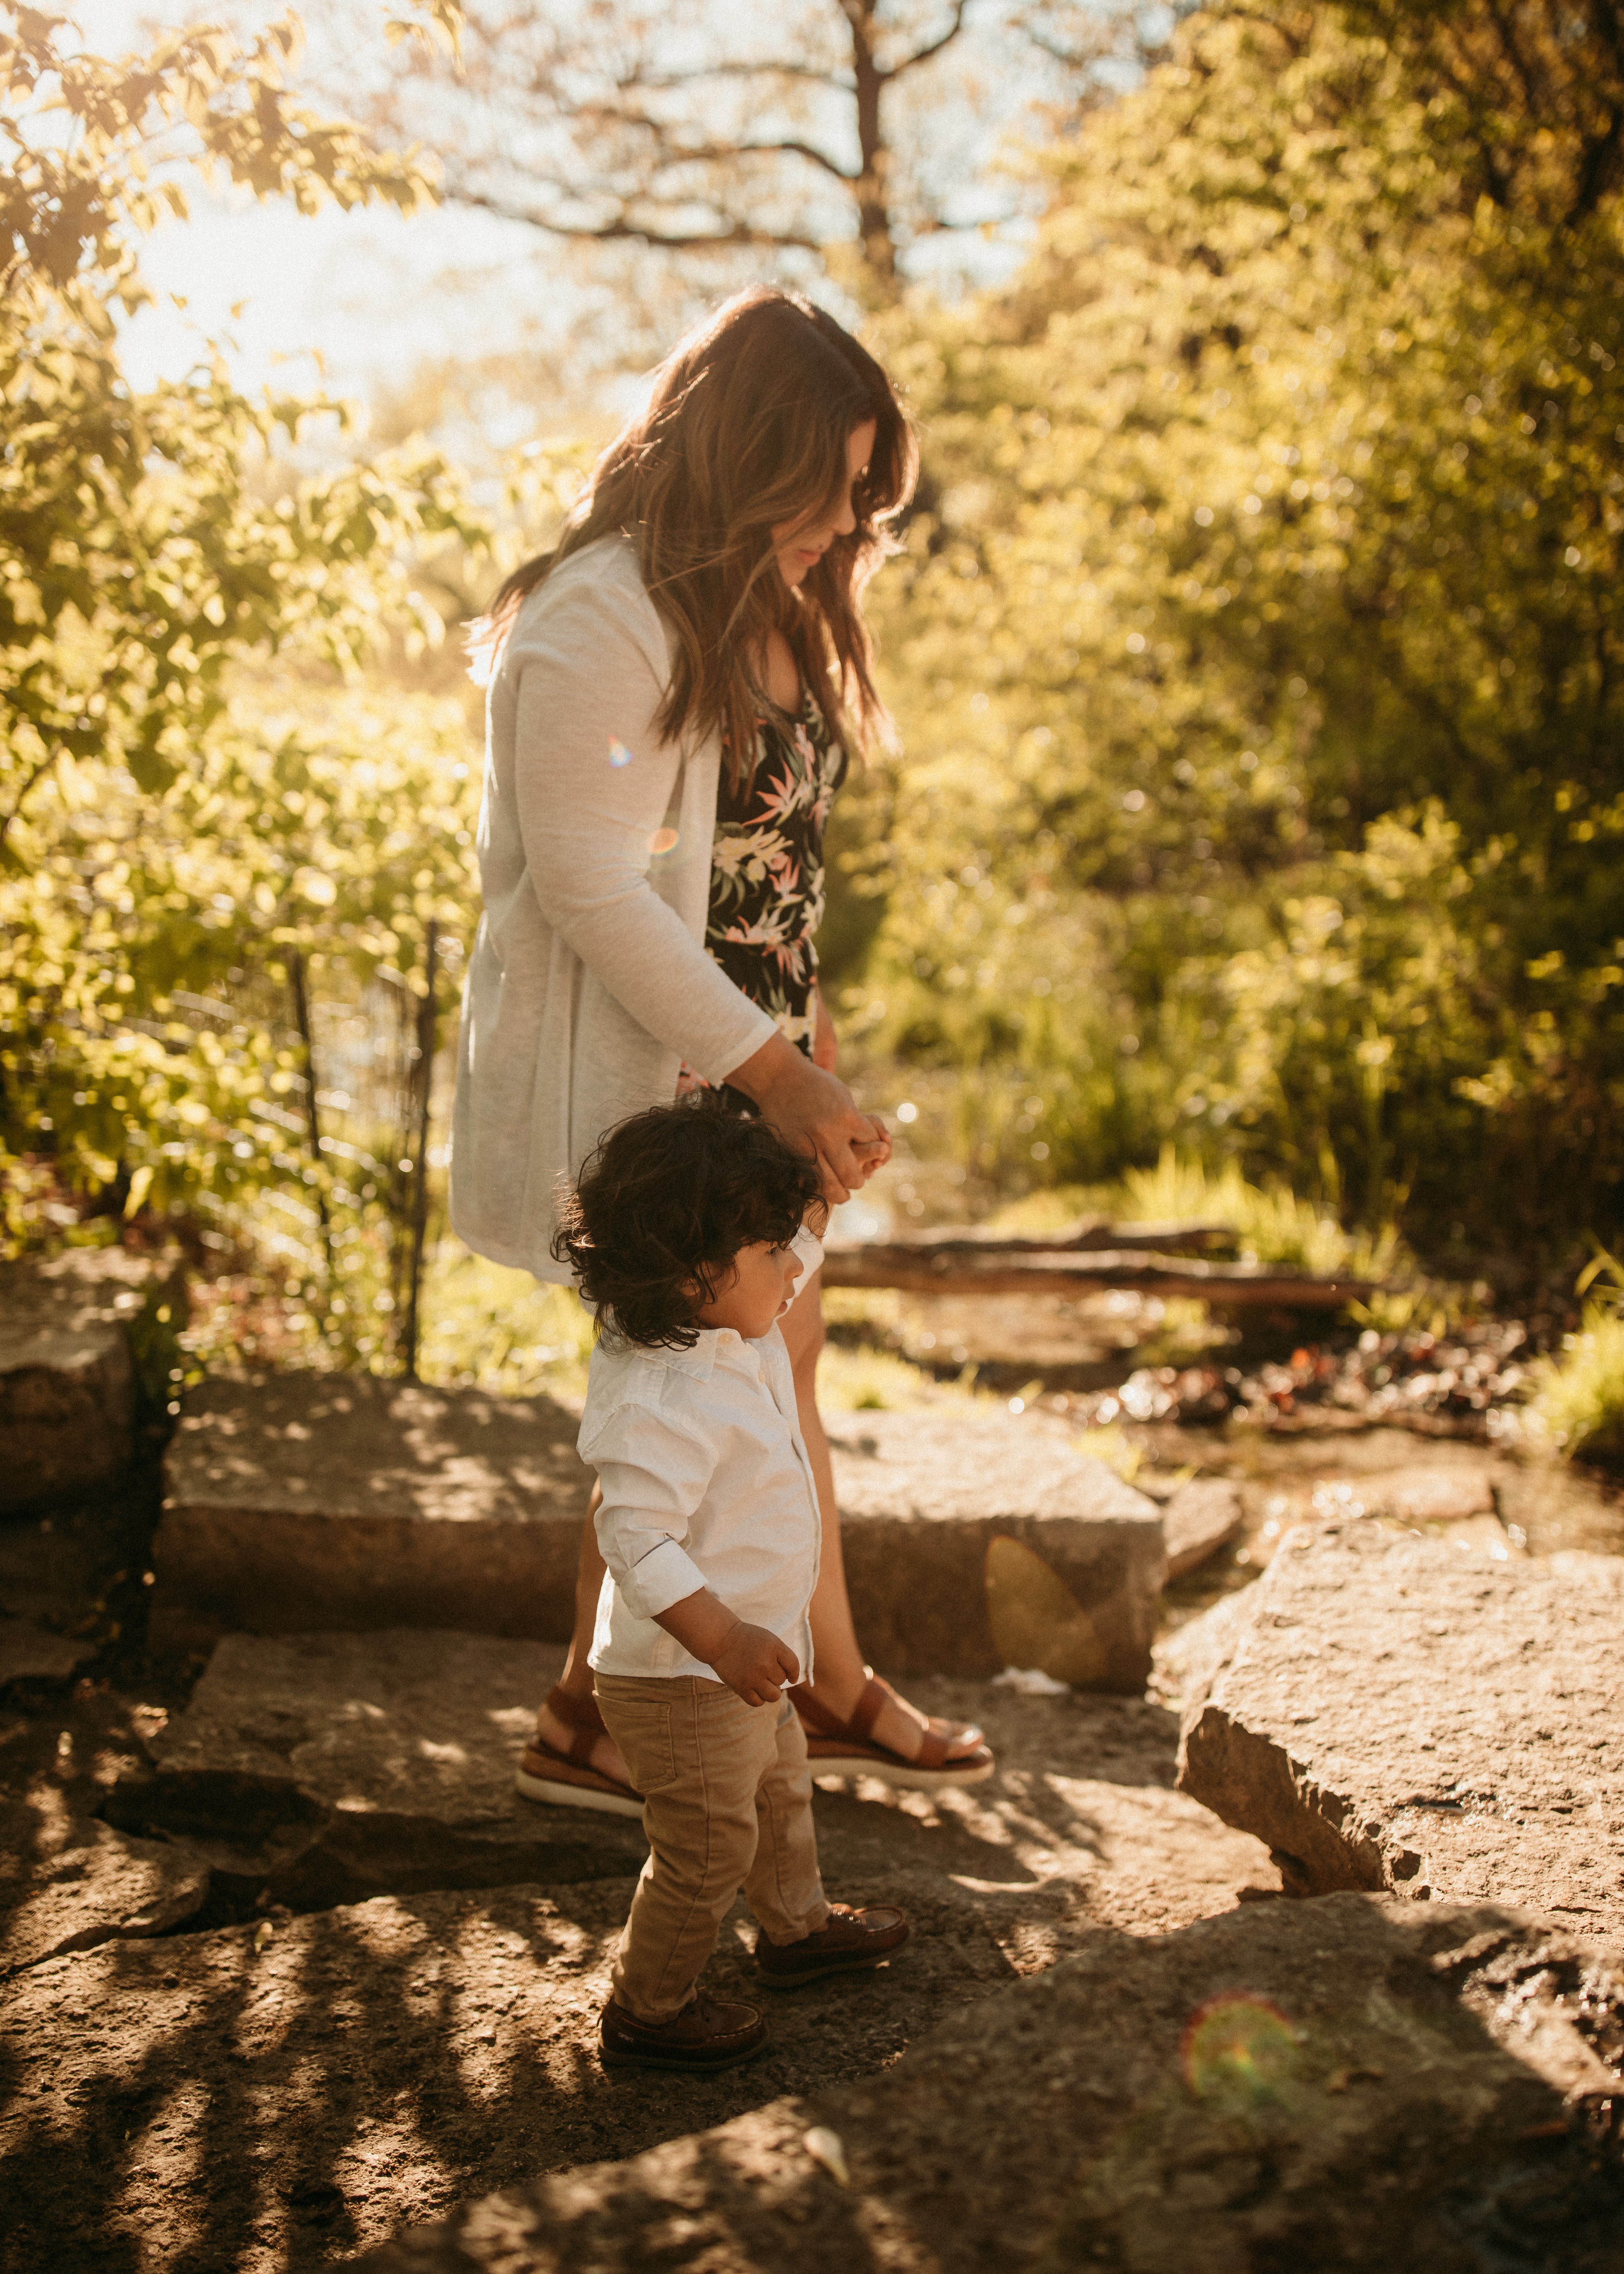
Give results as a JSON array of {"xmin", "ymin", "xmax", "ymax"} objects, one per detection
[{"xmin": 677, "ymin": 695, "xmax": 847, "ymax": 1097}]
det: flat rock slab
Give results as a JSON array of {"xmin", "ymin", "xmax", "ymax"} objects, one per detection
[
  {"xmin": 151, "ymin": 1373, "xmax": 591, "ymax": 1652},
  {"xmin": 352, "ymin": 1896, "xmax": 1624, "ymax": 2274},
  {"xmin": 828, "ymin": 1410, "xmax": 1165, "ymax": 1686},
  {"xmin": 0, "ymin": 1249, "xmax": 155, "ymax": 1510},
  {"xmin": 0, "ymin": 1684, "xmax": 212, "ymax": 1976},
  {"xmin": 1178, "ymin": 1521, "xmax": 1624, "ymax": 1925},
  {"xmin": 1162, "ymin": 1477, "xmax": 1244, "ymax": 1579},
  {"xmin": 154, "ymin": 1384, "xmax": 1167, "ymax": 1687},
  {"xmin": 0, "ymin": 1797, "xmax": 210, "ymax": 1974},
  {"xmin": 3, "ymin": 1689, "xmax": 1276, "ymax": 2273},
  {"xmin": 107, "ymin": 1630, "xmax": 647, "ymax": 1912},
  {"xmin": 107, "ymin": 1628, "xmax": 1271, "ymax": 1937},
  {"xmin": 0, "ymin": 1617, "xmax": 98, "ymax": 1685}
]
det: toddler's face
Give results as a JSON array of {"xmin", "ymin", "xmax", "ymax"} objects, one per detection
[{"xmin": 689, "ymin": 1238, "xmax": 804, "ymax": 1340}]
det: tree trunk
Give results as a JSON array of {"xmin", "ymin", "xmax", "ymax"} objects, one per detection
[{"xmin": 846, "ymin": 0, "xmax": 900, "ymax": 300}]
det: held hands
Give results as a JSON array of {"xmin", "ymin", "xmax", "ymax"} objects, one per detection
[{"xmin": 724, "ymin": 1028, "xmax": 888, "ymax": 1203}]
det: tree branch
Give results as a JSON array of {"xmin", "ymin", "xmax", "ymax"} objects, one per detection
[
  {"xmin": 630, "ymin": 59, "xmax": 850, "ymax": 92},
  {"xmin": 451, "ymin": 185, "xmax": 823, "ymax": 252},
  {"xmin": 878, "ymin": 0, "xmax": 972, "ymax": 81},
  {"xmin": 566, "ymin": 102, "xmax": 859, "ymax": 181}
]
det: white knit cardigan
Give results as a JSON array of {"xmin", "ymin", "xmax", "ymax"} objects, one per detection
[{"xmin": 450, "ymin": 534, "xmax": 779, "ymax": 1283}]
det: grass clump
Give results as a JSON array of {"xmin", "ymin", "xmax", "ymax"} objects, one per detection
[
  {"xmin": 985, "ymin": 1149, "xmax": 1403, "ymax": 1283},
  {"xmin": 817, "ymin": 1341, "xmax": 980, "ymax": 1411},
  {"xmin": 417, "ymin": 1243, "xmax": 597, "ymax": 1403},
  {"xmin": 1116, "ymin": 1149, "xmax": 1404, "ymax": 1283},
  {"xmin": 1527, "ymin": 1254, "xmax": 1624, "ymax": 1466}
]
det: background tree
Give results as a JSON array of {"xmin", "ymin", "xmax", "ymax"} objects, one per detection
[
  {"xmin": 0, "ymin": 5, "xmax": 501, "ymax": 1365},
  {"xmin": 842, "ymin": 0, "xmax": 1624, "ymax": 1265},
  {"xmin": 346, "ymin": 0, "xmax": 1173, "ymax": 309}
]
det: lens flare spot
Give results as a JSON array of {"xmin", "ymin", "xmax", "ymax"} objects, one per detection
[
  {"xmin": 608, "ymin": 739, "xmax": 633, "ymax": 768},
  {"xmin": 1182, "ymin": 1996, "xmax": 1298, "ymax": 2104},
  {"xmin": 649, "ymin": 826, "xmax": 680, "ymax": 856}
]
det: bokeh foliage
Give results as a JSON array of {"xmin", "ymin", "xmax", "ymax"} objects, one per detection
[
  {"xmin": 1, "ymin": 7, "xmax": 493, "ymax": 1349},
  {"xmin": 852, "ymin": 0, "xmax": 1624, "ymax": 1261},
  {"xmin": 9, "ymin": 0, "xmax": 1624, "ymax": 1326}
]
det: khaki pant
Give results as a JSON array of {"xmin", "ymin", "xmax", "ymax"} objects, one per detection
[{"xmin": 594, "ymin": 1673, "xmax": 830, "ymax": 2024}]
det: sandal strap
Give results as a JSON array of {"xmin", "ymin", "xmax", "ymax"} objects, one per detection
[
  {"xmin": 863, "ymin": 1673, "xmax": 983, "ymax": 1754},
  {"xmin": 786, "ymin": 1681, "xmax": 844, "ymax": 1740},
  {"xmin": 545, "ymin": 1683, "xmax": 608, "ymax": 1766},
  {"xmin": 846, "ymin": 1676, "xmax": 891, "ymax": 1745},
  {"xmin": 912, "ymin": 1722, "xmax": 952, "ymax": 1770}
]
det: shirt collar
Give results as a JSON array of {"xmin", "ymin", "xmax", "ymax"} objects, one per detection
[{"xmin": 640, "ymin": 1322, "xmax": 784, "ymax": 1382}]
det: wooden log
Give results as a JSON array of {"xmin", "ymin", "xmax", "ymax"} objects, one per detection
[
  {"xmin": 855, "ymin": 1219, "xmax": 1234, "ymax": 1258},
  {"xmin": 820, "ymin": 1244, "xmax": 1371, "ymax": 1309}
]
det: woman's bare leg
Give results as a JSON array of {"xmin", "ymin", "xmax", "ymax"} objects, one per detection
[
  {"xmin": 533, "ymin": 1482, "xmax": 631, "ymax": 1785},
  {"xmin": 781, "ymin": 1273, "xmax": 983, "ymax": 1761}
]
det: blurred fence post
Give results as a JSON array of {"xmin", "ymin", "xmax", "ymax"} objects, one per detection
[
  {"xmin": 285, "ymin": 947, "xmax": 336, "ymax": 1291},
  {"xmin": 400, "ymin": 920, "xmax": 440, "ymax": 1382}
]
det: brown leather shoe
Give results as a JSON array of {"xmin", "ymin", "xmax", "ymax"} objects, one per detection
[
  {"xmin": 599, "ymin": 1992, "xmax": 769, "ymax": 2074},
  {"xmin": 755, "ymin": 1901, "xmax": 911, "ymax": 1990}
]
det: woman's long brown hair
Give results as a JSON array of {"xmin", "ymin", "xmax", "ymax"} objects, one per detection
[{"xmin": 469, "ymin": 287, "xmax": 916, "ymax": 784}]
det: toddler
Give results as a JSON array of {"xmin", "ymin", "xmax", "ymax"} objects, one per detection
[{"xmin": 554, "ymin": 1099, "xmax": 910, "ymax": 2074}]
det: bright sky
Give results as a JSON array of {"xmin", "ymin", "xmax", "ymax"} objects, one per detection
[
  {"xmin": 72, "ymin": 1, "xmax": 1109, "ymax": 415},
  {"xmin": 77, "ymin": 1, "xmax": 583, "ymax": 404}
]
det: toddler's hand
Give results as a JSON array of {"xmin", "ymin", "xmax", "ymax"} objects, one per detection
[
  {"xmin": 852, "ymin": 1117, "xmax": 891, "ymax": 1185},
  {"xmin": 710, "ymin": 1621, "xmax": 800, "ymax": 1706}
]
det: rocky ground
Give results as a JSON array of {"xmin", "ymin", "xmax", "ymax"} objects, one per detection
[
  {"xmin": 0, "ymin": 1637, "xmax": 1271, "ymax": 2270},
  {"xmin": 3, "ymin": 1327, "xmax": 1624, "ymax": 2270},
  {"xmin": 350, "ymin": 1897, "xmax": 1624, "ymax": 2274}
]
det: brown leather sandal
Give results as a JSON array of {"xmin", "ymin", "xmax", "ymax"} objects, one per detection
[
  {"xmin": 514, "ymin": 1683, "xmax": 645, "ymax": 1820},
  {"xmin": 790, "ymin": 1672, "xmax": 995, "ymax": 1790}
]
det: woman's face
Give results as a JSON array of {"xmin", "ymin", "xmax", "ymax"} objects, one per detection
[{"xmin": 771, "ymin": 418, "xmax": 877, "ymax": 589}]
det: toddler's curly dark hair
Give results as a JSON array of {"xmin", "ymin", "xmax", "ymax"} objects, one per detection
[{"xmin": 552, "ymin": 1096, "xmax": 826, "ymax": 1349}]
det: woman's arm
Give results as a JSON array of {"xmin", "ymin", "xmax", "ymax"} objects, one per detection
[{"xmin": 509, "ymin": 572, "xmax": 777, "ymax": 1085}]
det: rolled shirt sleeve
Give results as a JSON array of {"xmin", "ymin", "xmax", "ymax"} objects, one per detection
[{"xmin": 586, "ymin": 1401, "xmax": 716, "ymax": 1623}]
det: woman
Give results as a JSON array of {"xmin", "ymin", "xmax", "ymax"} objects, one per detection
[{"xmin": 452, "ymin": 285, "xmax": 993, "ymax": 1812}]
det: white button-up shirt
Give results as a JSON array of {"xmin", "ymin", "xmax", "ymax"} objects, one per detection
[{"xmin": 583, "ymin": 1241, "xmax": 823, "ymax": 1682}]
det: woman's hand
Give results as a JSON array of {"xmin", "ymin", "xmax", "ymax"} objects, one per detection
[{"xmin": 725, "ymin": 1029, "xmax": 887, "ymax": 1203}]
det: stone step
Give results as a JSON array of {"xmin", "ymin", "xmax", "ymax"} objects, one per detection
[
  {"xmin": 1177, "ymin": 1519, "xmax": 1624, "ymax": 1927},
  {"xmin": 1160, "ymin": 1476, "xmax": 1244, "ymax": 1579},
  {"xmin": 13, "ymin": 1646, "xmax": 1279, "ymax": 2270},
  {"xmin": 153, "ymin": 1380, "xmax": 1167, "ymax": 1688},
  {"xmin": 105, "ymin": 1630, "xmax": 647, "ymax": 1913},
  {"xmin": 105, "ymin": 1626, "xmax": 1268, "ymax": 1930},
  {"xmin": 149, "ymin": 1373, "xmax": 590, "ymax": 1658},
  {"xmin": 350, "ymin": 1895, "xmax": 1624, "ymax": 2273},
  {"xmin": 0, "ymin": 1248, "xmax": 164, "ymax": 1512},
  {"xmin": 826, "ymin": 1409, "xmax": 1164, "ymax": 1685}
]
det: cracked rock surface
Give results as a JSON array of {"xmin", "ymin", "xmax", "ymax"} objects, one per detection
[
  {"xmin": 351, "ymin": 1896, "xmax": 1624, "ymax": 2274},
  {"xmin": 105, "ymin": 1631, "xmax": 648, "ymax": 1912},
  {"xmin": 0, "ymin": 1670, "xmax": 1274, "ymax": 2271},
  {"xmin": 1, "ymin": 1683, "xmax": 211, "ymax": 1976},
  {"xmin": 1177, "ymin": 1521, "xmax": 1624, "ymax": 1925}
]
